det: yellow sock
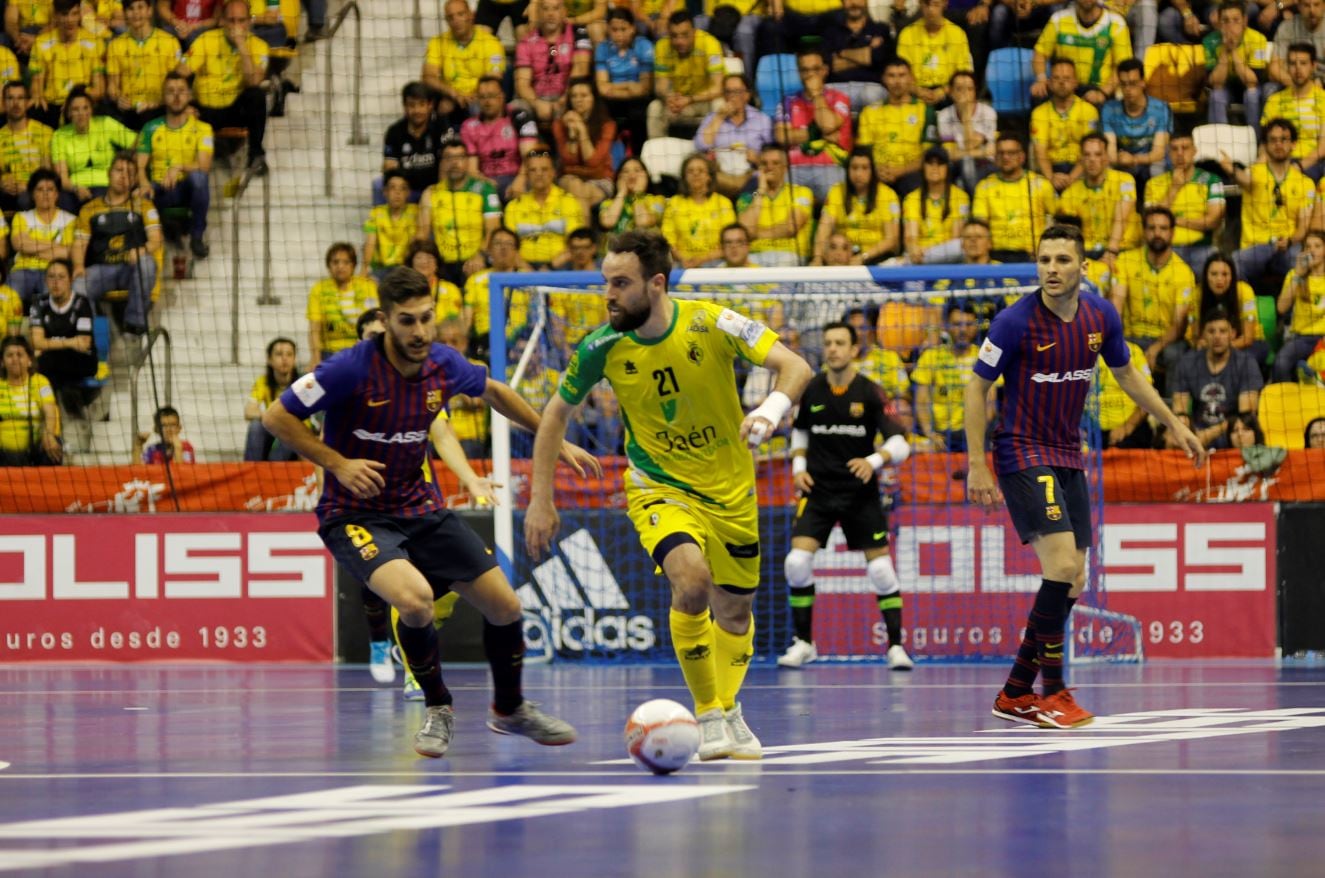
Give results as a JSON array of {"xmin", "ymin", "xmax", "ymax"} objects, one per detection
[
  {"xmin": 392, "ymin": 594, "xmax": 459, "ymax": 686},
  {"xmin": 713, "ymin": 615, "xmax": 755, "ymax": 711},
  {"xmin": 670, "ymin": 608, "xmax": 720, "ymax": 714}
]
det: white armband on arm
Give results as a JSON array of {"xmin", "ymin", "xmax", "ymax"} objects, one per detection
[
  {"xmin": 747, "ymin": 390, "xmax": 793, "ymax": 446},
  {"xmin": 880, "ymin": 433, "xmax": 911, "ymax": 466},
  {"xmin": 791, "ymin": 428, "xmax": 808, "ymax": 473}
]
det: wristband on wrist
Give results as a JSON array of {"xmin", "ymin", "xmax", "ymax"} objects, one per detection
[
  {"xmin": 792, "ymin": 454, "xmax": 807, "ymax": 474},
  {"xmin": 865, "ymin": 452, "xmax": 885, "ymax": 470}
]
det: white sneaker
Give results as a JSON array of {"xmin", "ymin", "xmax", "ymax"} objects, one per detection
[
  {"xmin": 777, "ymin": 638, "xmax": 818, "ymax": 668},
  {"xmin": 369, "ymin": 640, "xmax": 396, "ymax": 684},
  {"xmin": 696, "ymin": 707, "xmax": 733, "ymax": 761},
  {"xmin": 887, "ymin": 644, "xmax": 914, "ymax": 671},
  {"xmin": 724, "ymin": 703, "xmax": 762, "ymax": 760}
]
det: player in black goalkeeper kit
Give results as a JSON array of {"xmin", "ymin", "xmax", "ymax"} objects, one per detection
[{"xmin": 779, "ymin": 320, "xmax": 914, "ymax": 670}]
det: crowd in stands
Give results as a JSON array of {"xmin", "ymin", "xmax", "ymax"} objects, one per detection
[
  {"xmin": 0, "ymin": 0, "xmax": 315, "ymax": 464},
  {"xmin": 5, "ymin": 0, "xmax": 1325, "ymax": 468}
]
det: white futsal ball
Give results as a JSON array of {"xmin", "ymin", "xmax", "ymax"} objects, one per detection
[{"xmin": 624, "ymin": 699, "xmax": 700, "ymax": 774}]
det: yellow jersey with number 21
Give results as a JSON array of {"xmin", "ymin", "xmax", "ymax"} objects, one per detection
[{"xmin": 558, "ymin": 299, "xmax": 778, "ymax": 509}]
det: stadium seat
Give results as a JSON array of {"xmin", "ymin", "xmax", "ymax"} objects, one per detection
[
  {"xmin": 639, "ymin": 137, "xmax": 693, "ymax": 184},
  {"xmin": 1258, "ymin": 382, "xmax": 1325, "ymax": 448},
  {"xmin": 986, "ymin": 48, "xmax": 1035, "ymax": 115},
  {"xmin": 1193, "ymin": 124, "xmax": 1257, "ymax": 168},
  {"xmin": 1144, "ymin": 43, "xmax": 1207, "ymax": 115},
  {"xmin": 1256, "ymin": 295, "xmax": 1278, "ymax": 359},
  {"xmin": 755, "ymin": 53, "xmax": 798, "ymax": 114}
]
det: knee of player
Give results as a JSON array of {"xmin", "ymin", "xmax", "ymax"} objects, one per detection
[
  {"xmin": 668, "ymin": 574, "xmax": 712, "ymax": 613},
  {"xmin": 397, "ymin": 599, "xmax": 435, "ymax": 628},
  {"xmin": 866, "ymin": 553, "xmax": 900, "ymax": 596},
  {"xmin": 1045, "ymin": 559, "xmax": 1084, "ymax": 584},
  {"xmin": 784, "ymin": 548, "xmax": 815, "ymax": 588},
  {"xmin": 485, "ymin": 589, "xmax": 523, "ymax": 626}
]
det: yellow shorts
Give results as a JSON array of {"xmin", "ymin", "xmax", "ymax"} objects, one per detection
[{"xmin": 625, "ymin": 484, "xmax": 761, "ymax": 591}]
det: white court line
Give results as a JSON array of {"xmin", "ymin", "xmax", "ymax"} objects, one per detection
[
  {"xmin": 4, "ymin": 681, "xmax": 1325, "ymax": 696},
  {"xmin": 1, "ymin": 768, "xmax": 1324, "ymax": 780}
]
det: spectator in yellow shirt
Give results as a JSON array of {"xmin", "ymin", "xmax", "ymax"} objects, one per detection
[
  {"xmin": 647, "ymin": 10, "xmax": 724, "ymax": 139},
  {"xmin": 902, "ymin": 147, "xmax": 968, "ymax": 264},
  {"xmin": 502, "ymin": 148, "xmax": 586, "ymax": 267},
  {"xmin": 912, "ymin": 302, "xmax": 981, "ymax": 452},
  {"xmin": 1111, "ymin": 205, "xmax": 1195, "ymax": 388},
  {"xmin": 1275, "ymin": 230, "xmax": 1325, "ymax": 380},
  {"xmin": 1030, "ymin": 58, "xmax": 1098, "ymax": 193},
  {"xmin": 307, "ymin": 242, "xmax": 379, "ymax": 364},
  {"xmin": 971, "ymin": 134, "xmax": 1057, "ymax": 261},
  {"xmin": 1261, "ymin": 43, "xmax": 1325, "ymax": 182},
  {"xmin": 856, "ymin": 58, "xmax": 935, "ymax": 200},
  {"xmin": 28, "ymin": 0, "xmax": 106, "ymax": 128},
  {"xmin": 661, "ymin": 153, "xmax": 735, "ymax": 267},
  {"xmin": 179, "ymin": 0, "xmax": 269, "ymax": 176},
  {"xmin": 812, "ymin": 146, "xmax": 900, "ymax": 265},
  {"xmin": 1205, "ymin": 1, "xmax": 1270, "ymax": 139},
  {"xmin": 1222, "ymin": 118, "xmax": 1314, "ymax": 293},
  {"xmin": 896, "ymin": 0, "xmax": 972, "ymax": 105},
  {"xmin": 423, "ymin": 0, "xmax": 506, "ymax": 116},
  {"xmin": 737, "ymin": 143, "xmax": 814, "ymax": 265},
  {"xmin": 0, "ymin": 81, "xmax": 55, "ymax": 215},
  {"xmin": 363, "ymin": 170, "xmax": 419, "ymax": 281},
  {"xmin": 106, "ymin": 0, "xmax": 181, "ymax": 130},
  {"xmin": 136, "ymin": 72, "xmax": 213, "ymax": 259}
]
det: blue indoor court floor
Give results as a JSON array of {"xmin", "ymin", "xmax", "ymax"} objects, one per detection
[{"xmin": 1, "ymin": 662, "xmax": 1324, "ymax": 877}]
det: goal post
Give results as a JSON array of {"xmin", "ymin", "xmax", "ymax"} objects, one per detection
[{"xmin": 485, "ymin": 264, "xmax": 1142, "ymax": 665}]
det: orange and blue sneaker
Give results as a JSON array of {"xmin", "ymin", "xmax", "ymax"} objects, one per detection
[
  {"xmin": 992, "ymin": 691, "xmax": 1046, "ymax": 726},
  {"xmin": 1034, "ymin": 688, "xmax": 1094, "ymax": 729}
]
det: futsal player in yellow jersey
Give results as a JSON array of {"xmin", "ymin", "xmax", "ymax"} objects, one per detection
[{"xmin": 526, "ymin": 229, "xmax": 812, "ymax": 761}]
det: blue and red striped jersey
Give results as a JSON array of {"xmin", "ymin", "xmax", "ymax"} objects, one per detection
[
  {"xmin": 972, "ymin": 290, "xmax": 1130, "ymax": 474},
  {"xmin": 280, "ymin": 337, "xmax": 488, "ymax": 520}
]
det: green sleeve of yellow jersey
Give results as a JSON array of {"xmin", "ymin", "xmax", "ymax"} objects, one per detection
[{"xmin": 557, "ymin": 324, "xmax": 619, "ymax": 406}]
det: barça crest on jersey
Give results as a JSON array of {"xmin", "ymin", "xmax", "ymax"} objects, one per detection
[
  {"xmin": 1045, "ymin": 504, "xmax": 1062, "ymax": 521},
  {"xmin": 360, "ymin": 544, "xmax": 379, "ymax": 561},
  {"xmin": 687, "ymin": 342, "xmax": 704, "ymax": 365},
  {"xmin": 426, "ymin": 389, "xmax": 443, "ymax": 413},
  {"xmin": 849, "ymin": 402, "xmax": 864, "ymax": 418},
  {"xmin": 1088, "ymin": 332, "xmax": 1102, "ymax": 352}
]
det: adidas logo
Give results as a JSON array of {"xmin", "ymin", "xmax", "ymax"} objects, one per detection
[{"xmin": 516, "ymin": 528, "xmax": 657, "ymax": 657}]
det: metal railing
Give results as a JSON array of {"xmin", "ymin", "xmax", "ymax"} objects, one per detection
[
  {"xmin": 129, "ymin": 327, "xmax": 173, "ymax": 449},
  {"xmin": 323, "ymin": 1, "xmax": 368, "ymax": 196},
  {"xmin": 229, "ymin": 165, "xmax": 275, "ymax": 364}
]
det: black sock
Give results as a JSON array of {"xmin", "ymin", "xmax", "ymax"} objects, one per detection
[
  {"xmin": 1003, "ymin": 616, "xmax": 1040, "ymax": 698},
  {"xmin": 789, "ymin": 584, "xmax": 815, "ymax": 643},
  {"xmin": 484, "ymin": 620, "xmax": 525, "ymax": 715},
  {"xmin": 396, "ymin": 619, "xmax": 451, "ymax": 708},
  {"xmin": 361, "ymin": 586, "xmax": 391, "ymax": 643},
  {"xmin": 878, "ymin": 593, "xmax": 903, "ymax": 648},
  {"xmin": 1033, "ymin": 579, "xmax": 1072, "ymax": 695}
]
